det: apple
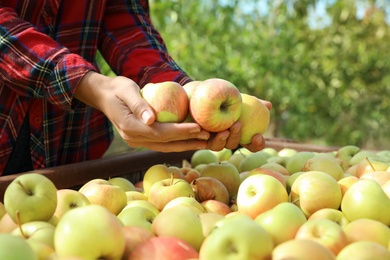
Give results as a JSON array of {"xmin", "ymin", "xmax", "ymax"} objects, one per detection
[
  {"xmin": 360, "ymin": 170, "xmax": 390, "ymax": 186},
  {"xmin": 294, "ymin": 218, "xmax": 349, "ymax": 255},
  {"xmin": 117, "ymin": 205, "xmax": 157, "ymax": 232},
  {"xmin": 108, "ymin": 177, "xmax": 137, "ymax": 191},
  {"xmin": 0, "ymin": 213, "xmax": 18, "ymax": 233},
  {"xmin": 147, "ymin": 177, "xmax": 195, "ymax": 211},
  {"xmin": 12, "ymin": 221, "xmax": 56, "ymax": 248},
  {"xmin": 124, "ymin": 200, "xmax": 160, "ymax": 217},
  {"xmin": 152, "ymin": 206, "xmax": 204, "ymax": 251},
  {"xmin": 308, "ymin": 208, "xmax": 350, "ymax": 228},
  {"xmin": 336, "ymin": 145, "xmax": 360, "ymax": 170},
  {"xmin": 190, "ymin": 149, "xmax": 219, "ymax": 168},
  {"xmin": 247, "ymin": 167, "xmax": 287, "ymax": 188},
  {"xmin": 383, "ymin": 180, "xmax": 390, "ymax": 199},
  {"xmin": 285, "ymin": 151, "xmax": 316, "ymax": 174},
  {"xmin": 78, "ymin": 178, "xmax": 127, "ymax": 215},
  {"xmin": 200, "ymin": 199, "xmax": 232, "ymax": 216},
  {"xmin": 355, "ymin": 159, "xmax": 389, "ymax": 178},
  {"xmin": 125, "ymin": 190, "xmax": 148, "ymax": 202},
  {"xmin": 163, "ymin": 196, "xmax": 205, "ymax": 215},
  {"xmin": 238, "ymin": 151, "xmax": 268, "ymax": 172},
  {"xmin": 191, "ymin": 176, "xmax": 230, "ymax": 204},
  {"xmin": 343, "ymin": 218, "xmax": 390, "ymax": 248},
  {"xmin": 0, "ymin": 202, "xmax": 5, "ymax": 220},
  {"xmin": 272, "ymin": 239, "xmax": 336, "ymax": 260},
  {"xmin": 54, "ymin": 204, "xmax": 126, "ymax": 259},
  {"xmin": 198, "ymin": 212, "xmax": 225, "ymax": 237},
  {"xmin": 260, "ymin": 162, "xmax": 290, "ymax": 176},
  {"xmin": 285, "ymin": 171, "xmax": 304, "ymax": 194},
  {"xmin": 53, "ymin": 189, "xmax": 90, "ymax": 220},
  {"xmin": 349, "ymin": 150, "xmax": 385, "ymax": 166},
  {"xmin": 237, "ymin": 93, "xmax": 270, "ymax": 144},
  {"xmin": 0, "ymin": 233, "xmax": 37, "ymax": 260},
  {"xmin": 188, "ymin": 78, "xmax": 242, "ymax": 132},
  {"xmin": 254, "ymin": 202, "xmax": 307, "ymax": 246},
  {"xmin": 337, "ymin": 175, "xmax": 359, "ymax": 197},
  {"xmin": 211, "ymin": 148, "xmax": 233, "ymax": 162},
  {"xmin": 301, "ymin": 154, "xmax": 344, "ymax": 181},
  {"xmin": 122, "ymin": 226, "xmax": 156, "ymax": 259},
  {"xmin": 236, "ymin": 174, "xmax": 289, "ymax": 219},
  {"xmin": 341, "ymin": 179, "xmax": 390, "ymax": 226},
  {"xmin": 290, "ymin": 171, "xmax": 343, "ymax": 218},
  {"xmin": 200, "ymin": 161, "xmax": 241, "ymax": 200},
  {"xmin": 27, "ymin": 239, "xmax": 55, "ymax": 260},
  {"xmin": 337, "ymin": 241, "xmax": 390, "ymax": 260},
  {"xmin": 128, "ymin": 236, "xmax": 199, "ymax": 260},
  {"xmin": 278, "ymin": 148, "xmax": 298, "ymax": 158},
  {"xmin": 180, "ymin": 167, "xmax": 201, "ymax": 183},
  {"xmin": 4, "ymin": 173, "xmax": 57, "ymax": 224},
  {"xmin": 142, "ymin": 164, "xmax": 185, "ymax": 196},
  {"xmin": 141, "ymin": 81, "xmax": 189, "ymax": 123},
  {"xmin": 227, "ymin": 152, "xmax": 247, "ymax": 171},
  {"xmin": 199, "ymin": 214, "xmax": 274, "ymax": 259}
]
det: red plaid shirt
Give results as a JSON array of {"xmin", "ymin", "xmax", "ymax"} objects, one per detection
[{"xmin": 0, "ymin": 0, "xmax": 191, "ymax": 174}]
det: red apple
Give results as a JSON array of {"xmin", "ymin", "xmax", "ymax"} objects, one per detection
[
  {"xmin": 122, "ymin": 226, "xmax": 155, "ymax": 259},
  {"xmin": 200, "ymin": 199, "xmax": 233, "ymax": 216}
]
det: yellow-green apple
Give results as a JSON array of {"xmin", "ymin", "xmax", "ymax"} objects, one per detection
[
  {"xmin": 262, "ymin": 147, "xmax": 278, "ymax": 157},
  {"xmin": 341, "ymin": 179, "xmax": 390, "ymax": 226},
  {"xmin": 190, "ymin": 176, "xmax": 230, "ymax": 204},
  {"xmin": 336, "ymin": 241, "xmax": 390, "ymax": 260},
  {"xmin": 227, "ymin": 152, "xmax": 247, "ymax": 171},
  {"xmin": 11, "ymin": 221, "xmax": 56, "ymax": 248},
  {"xmin": 211, "ymin": 148, "xmax": 233, "ymax": 162},
  {"xmin": 152, "ymin": 206, "xmax": 204, "ymax": 251},
  {"xmin": 290, "ymin": 171, "xmax": 343, "ymax": 218},
  {"xmin": 237, "ymin": 93, "xmax": 270, "ymax": 144},
  {"xmin": 337, "ymin": 175, "xmax": 359, "ymax": 197},
  {"xmin": 124, "ymin": 199, "xmax": 160, "ymax": 216},
  {"xmin": 117, "ymin": 205, "xmax": 157, "ymax": 232},
  {"xmin": 200, "ymin": 161, "xmax": 241, "ymax": 200},
  {"xmin": 377, "ymin": 150, "xmax": 390, "ymax": 162},
  {"xmin": 128, "ymin": 236, "xmax": 199, "ymax": 260},
  {"xmin": 180, "ymin": 167, "xmax": 201, "ymax": 183},
  {"xmin": 294, "ymin": 218, "xmax": 349, "ymax": 255},
  {"xmin": 198, "ymin": 212, "xmax": 225, "ymax": 237},
  {"xmin": 0, "ymin": 213, "xmax": 18, "ymax": 233},
  {"xmin": 0, "ymin": 233, "xmax": 37, "ymax": 260},
  {"xmin": 336, "ymin": 145, "xmax": 360, "ymax": 170},
  {"xmin": 125, "ymin": 190, "xmax": 148, "ymax": 202},
  {"xmin": 54, "ymin": 204, "xmax": 126, "ymax": 259},
  {"xmin": 349, "ymin": 150, "xmax": 385, "ymax": 166},
  {"xmin": 308, "ymin": 208, "xmax": 350, "ymax": 228},
  {"xmin": 147, "ymin": 177, "xmax": 195, "ymax": 211},
  {"xmin": 285, "ymin": 151, "xmax": 316, "ymax": 174},
  {"xmin": 163, "ymin": 196, "xmax": 205, "ymax": 215},
  {"xmin": 342, "ymin": 218, "xmax": 390, "ymax": 248},
  {"xmin": 247, "ymin": 167, "xmax": 287, "ymax": 188},
  {"xmin": 286, "ymin": 171, "xmax": 304, "ymax": 194},
  {"xmin": 122, "ymin": 226, "xmax": 155, "ymax": 260},
  {"xmin": 0, "ymin": 202, "xmax": 5, "ymax": 220},
  {"xmin": 360, "ymin": 171, "xmax": 390, "ymax": 186},
  {"xmin": 78, "ymin": 178, "xmax": 127, "ymax": 215},
  {"xmin": 53, "ymin": 189, "xmax": 90, "ymax": 220},
  {"xmin": 108, "ymin": 177, "xmax": 137, "ymax": 192},
  {"xmin": 142, "ymin": 164, "xmax": 184, "ymax": 197},
  {"xmin": 301, "ymin": 154, "xmax": 344, "ymax": 181},
  {"xmin": 272, "ymin": 239, "xmax": 336, "ymax": 260},
  {"xmin": 237, "ymin": 174, "xmax": 289, "ymax": 219},
  {"xmin": 199, "ymin": 214, "xmax": 274, "ymax": 260},
  {"xmin": 141, "ymin": 81, "xmax": 189, "ymax": 123},
  {"xmin": 260, "ymin": 162, "xmax": 290, "ymax": 176},
  {"xmin": 278, "ymin": 148, "xmax": 298, "ymax": 158},
  {"xmin": 190, "ymin": 149, "xmax": 219, "ymax": 168},
  {"xmin": 355, "ymin": 159, "xmax": 389, "ymax": 178},
  {"xmin": 267, "ymin": 155, "xmax": 290, "ymax": 168},
  {"xmin": 200, "ymin": 199, "xmax": 232, "ymax": 216},
  {"xmin": 188, "ymin": 78, "xmax": 242, "ymax": 132},
  {"xmin": 254, "ymin": 202, "xmax": 307, "ymax": 246},
  {"xmin": 238, "ymin": 151, "xmax": 268, "ymax": 172},
  {"xmin": 4, "ymin": 173, "xmax": 57, "ymax": 224}
]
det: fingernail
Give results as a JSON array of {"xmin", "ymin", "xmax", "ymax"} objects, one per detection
[
  {"xmin": 141, "ymin": 110, "xmax": 152, "ymax": 124},
  {"xmin": 198, "ymin": 134, "xmax": 209, "ymax": 140},
  {"xmin": 190, "ymin": 127, "xmax": 201, "ymax": 133}
]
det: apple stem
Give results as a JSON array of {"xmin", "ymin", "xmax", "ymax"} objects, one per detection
[
  {"xmin": 365, "ymin": 157, "xmax": 376, "ymax": 171},
  {"xmin": 15, "ymin": 211, "xmax": 27, "ymax": 239},
  {"xmin": 17, "ymin": 181, "xmax": 32, "ymax": 196},
  {"xmin": 170, "ymin": 173, "xmax": 174, "ymax": 186}
]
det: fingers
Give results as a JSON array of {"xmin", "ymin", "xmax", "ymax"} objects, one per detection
[{"xmin": 241, "ymin": 134, "xmax": 266, "ymax": 152}]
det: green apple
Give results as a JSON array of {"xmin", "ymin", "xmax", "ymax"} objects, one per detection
[
  {"xmin": 108, "ymin": 177, "xmax": 137, "ymax": 192},
  {"xmin": 238, "ymin": 151, "xmax": 268, "ymax": 172},
  {"xmin": 227, "ymin": 152, "xmax": 247, "ymax": 171},
  {"xmin": 4, "ymin": 173, "xmax": 57, "ymax": 224},
  {"xmin": 11, "ymin": 221, "xmax": 55, "ymax": 248},
  {"xmin": 290, "ymin": 171, "xmax": 342, "ymax": 218},
  {"xmin": 198, "ymin": 212, "xmax": 225, "ymax": 237},
  {"xmin": 237, "ymin": 174, "xmax": 289, "ymax": 219},
  {"xmin": 163, "ymin": 196, "xmax": 205, "ymax": 215},
  {"xmin": 267, "ymin": 155, "xmax": 290, "ymax": 167},
  {"xmin": 272, "ymin": 238, "xmax": 335, "ymax": 260},
  {"xmin": 124, "ymin": 200, "xmax": 160, "ymax": 217},
  {"xmin": 190, "ymin": 149, "xmax": 219, "ymax": 168},
  {"xmin": 0, "ymin": 233, "xmax": 37, "ymax": 260},
  {"xmin": 189, "ymin": 78, "xmax": 242, "ymax": 132},
  {"xmin": 285, "ymin": 151, "xmax": 315, "ymax": 174},
  {"xmin": 191, "ymin": 176, "xmax": 230, "ymax": 205},
  {"xmin": 285, "ymin": 171, "xmax": 304, "ymax": 194},
  {"xmin": 294, "ymin": 218, "xmax": 349, "ymax": 256},
  {"xmin": 54, "ymin": 189, "xmax": 90, "ymax": 220},
  {"xmin": 278, "ymin": 148, "xmax": 298, "ymax": 158},
  {"xmin": 117, "ymin": 205, "xmax": 157, "ymax": 232},
  {"xmin": 199, "ymin": 214, "xmax": 274, "ymax": 259},
  {"xmin": 147, "ymin": 177, "xmax": 195, "ymax": 211},
  {"xmin": 200, "ymin": 161, "xmax": 241, "ymax": 200},
  {"xmin": 337, "ymin": 241, "xmax": 390, "ymax": 260},
  {"xmin": 308, "ymin": 208, "xmax": 350, "ymax": 228},
  {"xmin": 335, "ymin": 145, "xmax": 360, "ymax": 170},
  {"xmin": 54, "ymin": 204, "xmax": 126, "ymax": 259},
  {"xmin": 261, "ymin": 147, "xmax": 278, "ymax": 157},
  {"xmin": 254, "ymin": 202, "xmax": 307, "ymax": 246},
  {"xmin": 125, "ymin": 190, "xmax": 148, "ymax": 202},
  {"xmin": 152, "ymin": 206, "xmax": 204, "ymax": 251},
  {"xmin": 237, "ymin": 93, "xmax": 270, "ymax": 144},
  {"xmin": 349, "ymin": 150, "xmax": 385, "ymax": 166},
  {"xmin": 200, "ymin": 199, "xmax": 233, "ymax": 216},
  {"xmin": 141, "ymin": 81, "xmax": 189, "ymax": 123},
  {"xmin": 301, "ymin": 154, "xmax": 344, "ymax": 181},
  {"xmin": 341, "ymin": 179, "xmax": 390, "ymax": 226},
  {"xmin": 79, "ymin": 178, "xmax": 127, "ymax": 215},
  {"xmin": 211, "ymin": 148, "xmax": 233, "ymax": 162},
  {"xmin": 260, "ymin": 162, "xmax": 290, "ymax": 176}
]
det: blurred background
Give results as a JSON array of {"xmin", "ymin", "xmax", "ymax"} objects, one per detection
[{"xmin": 99, "ymin": 0, "xmax": 390, "ymax": 155}]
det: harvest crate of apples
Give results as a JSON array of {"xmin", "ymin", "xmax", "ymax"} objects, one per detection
[{"xmin": 0, "ymin": 78, "xmax": 389, "ymax": 259}]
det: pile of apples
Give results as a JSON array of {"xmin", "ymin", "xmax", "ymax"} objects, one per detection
[{"xmin": 1, "ymin": 144, "xmax": 390, "ymax": 260}]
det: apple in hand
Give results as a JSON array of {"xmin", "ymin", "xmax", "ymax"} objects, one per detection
[
  {"xmin": 237, "ymin": 93, "xmax": 270, "ymax": 144},
  {"xmin": 0, "ymin": 233, "xmax": 37, "ymax": 260},
  {"xmin": 53, "ymin": 189, "xmax": 90, "ymax": 220},
  {"xmin": 189, "ymin": 78, "xmax": 242, "ymax": 132},
  {"xmin": 4, "ymin": 173, "xmax": 57, "ymax": 224},
  {"xmin": 54, "ymin": 204, "xmax": 126, "ymax": 259},
  {"xmin": 141, "ymin": 81, "xmax": 189, "ymax": 123}
]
